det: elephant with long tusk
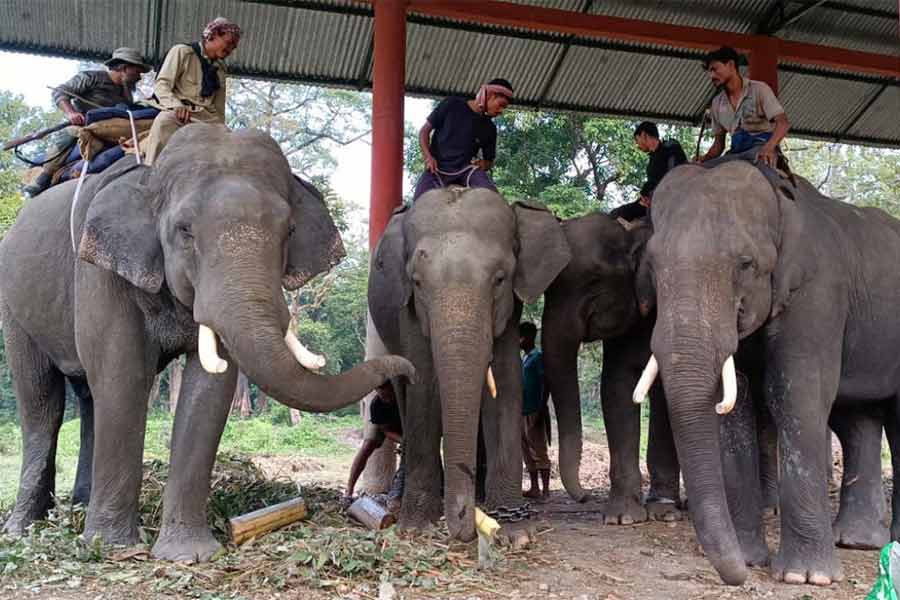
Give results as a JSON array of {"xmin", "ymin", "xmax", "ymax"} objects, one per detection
[
  {"xmin": 632, "ymin": 354, "xmax": 737, "ymax": 415},
  {"xmin": 0, "ymin": 123, "xmax": 415, "ymax": 562}
]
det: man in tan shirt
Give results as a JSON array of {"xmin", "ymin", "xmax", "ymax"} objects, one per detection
[{"xmin": 144, "ymin": 17, "xmax": 241, "ymax": 164}]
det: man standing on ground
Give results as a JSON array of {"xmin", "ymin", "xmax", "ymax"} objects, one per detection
[
  {"xmin": 695, "ymin": 46, "xmax": 790, "ymax": 169},
  {"xmin": 24, "ymin": 48, "xmax": 150, "ymax": 196},
  {"xmin": 610, "ymin": 121, "xmax": 687, "ymax": 223},
  {"xmin": 144, "ymin": 17, "xmax": 241, "ymax": 164},
  {"xmin": 412, "ymin": 78, "xmax": 513, "ymax": 201},
  {"xmin": 520, "ymin": 321, "xmax": 551, "ymax": 500}
]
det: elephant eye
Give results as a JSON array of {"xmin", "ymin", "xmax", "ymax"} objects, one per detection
[
  {"xmin": 494, "ymin": 270, "xmax": 506, "ymax": 286},
  {"xmin": 177, "ymin": 223, "xmax": 194, "ymax": 240},
  {"xmin": 287, "ymin": 224, "xmax": 296, "ymax": 238},
  {"xmin": 738, "ymin": 256, "xmax": 754, "ymax": 271},
  {"xmin": 412, "ymin": 274, "xmax": 422, "ymax": 288}
]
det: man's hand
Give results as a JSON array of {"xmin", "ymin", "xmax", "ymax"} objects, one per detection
[
  {"xmin": 424, "ymin": 154, "xmax": 438, "ymax": 174},
  {"xmin": 66, "ymin": 111, "xmax": 85, "ymax": 126},
  {"xmin": 639, "ymin": 195, "xmax": 651, "ymax": 208},
  {"xmin": 756, "ymin": 143, "xmax": 777, "ymax": 168},
  {"xmin": 472, "ymin": 159, "xmax": 491, "ymax": 171},
  {"xmin": 174, "ymin": 106, "xmax": 193, "ymax": 124}
]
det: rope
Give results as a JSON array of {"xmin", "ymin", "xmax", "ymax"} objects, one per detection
[{"xmin": 70, "ymin": 158, "xmax": 90, "ymax": 253}]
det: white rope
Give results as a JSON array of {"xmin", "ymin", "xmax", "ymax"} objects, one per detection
[
  {"xmin": 70, "ymin": 158, "xmax": 90, "ymax": 253},
  {"xmin": 126, "ymin": 109, "xmax": 142, "ymax": 165}
]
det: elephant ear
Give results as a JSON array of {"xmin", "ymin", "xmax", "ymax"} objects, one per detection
[
  {"xmin": 512, "ymin": 200, "xmax": 572, "ymax": 304},
  {"xmin": 368, "ymin": 206, "xmax": 411, "ymax": 343},
  {"xmin": 283, "ymin": 175, "xmax": 346, "ymax": 290},
  {"xmin": 78, "ymin": 163, "xmax": 164, "ymax": 293},
  {"xmin": 771, "ymin": 191, "xmax": 815, "ymax": 318},
  {"xmin": 627, "ymin": 218, "xmax": 656, "ymax": 316}
]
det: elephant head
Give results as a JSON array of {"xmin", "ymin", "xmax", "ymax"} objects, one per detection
[
  {"xmin": 76, "ymin": 123, "xmax": 413, "ymax": 412},
  {"xmin": 638, "ymin": 161, "xmax": 810, "ymax": 584},
  {"xmin": 371, "ymin": 188, "xmax": 571, "ymax": 540}
]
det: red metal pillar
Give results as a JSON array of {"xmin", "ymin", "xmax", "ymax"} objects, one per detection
[
  {"xmin": 369, "ymin": 0, "xmax": 407, "ymax": 251},
  {"xmin": 749, "ymin": 38, "xmax": 780, "ymax": 95}
]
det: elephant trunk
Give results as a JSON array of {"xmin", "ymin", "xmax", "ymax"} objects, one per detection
[
  {"xmin": 431, "ymin": 288, "xmax": 493, "ymax": 542},
  {"xmin": 653, "ymin": 279, "xmax": 746, "ymax": 585},
  {"xmin": 542, "ymin": 325, "xmax": 589, "ymax": 502},
  {"xmin": 206, "ymin": 279, "xmax": 411, "ymax": 413}
]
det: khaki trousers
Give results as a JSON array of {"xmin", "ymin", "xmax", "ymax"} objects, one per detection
[
  {"xmin": 522, "ymin": 408, "xmax": 551, "ymax": 473},
  {"xmin": 144, "ymin": 109, "xmax": 222, "ymax": 165}
]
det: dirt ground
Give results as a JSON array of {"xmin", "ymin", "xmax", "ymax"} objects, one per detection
[
  {"xmin": 4, "ymin": 426, "xmax": 886, "ymax": 600},
  {"xmin": 250, "ymin": 428, "xmax": 884, "ymax": 600}
]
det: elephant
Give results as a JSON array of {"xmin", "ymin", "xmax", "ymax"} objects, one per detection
[
  {"xmin": 637, "ymin": 159, "xmax": 900, "ymax": 586},
  {"xmin": 0, "ymin": 123, "xmax": 414, "ymax": 561},
  {"xmin": 540, "ymin": 212, "xmax": 683, "ymax": 523},
  {"xmin": 368, "ymin": 187, "xmax": 571, "ymax": 541}
]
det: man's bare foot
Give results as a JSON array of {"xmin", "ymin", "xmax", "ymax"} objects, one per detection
[{"xmin": 523, "ymin": 488, "xmax": 540, "ymax": 499}]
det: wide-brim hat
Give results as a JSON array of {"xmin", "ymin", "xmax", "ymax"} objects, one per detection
[{"xmin": 105, "ymin": 47, "xmax": 152, "ymax": 72}]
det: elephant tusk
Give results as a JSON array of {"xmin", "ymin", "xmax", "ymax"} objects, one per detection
[
  {"xmin": 198, "ymin": 325, "xmax": 228, "ymax": 374},
  {"xmin": 716, "ymin": 355, "xmax": 737, "ymax": 415},
  {"xmin": 486, "ymin": 366, "xmax": 497, "ymax": 399},
  {"xmin": 632, "ymin": 354, "xmax": 658, "ymax": 404},
  {"xmin": 285, "ymin": 329, "xmax": 326, "ymax": 371}
]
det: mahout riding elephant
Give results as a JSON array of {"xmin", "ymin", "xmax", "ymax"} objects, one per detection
[
  {"xmin": 636, "ymin": 159, "xmax": 900, "ymax": 586},
  {"xmin": 0, "ymin": 123, "xmax": 414, "ymax": 561},
  {"xmin": 541, "ymin": 212, "xmax": 682, "ymax": 523},
  {"xmin": 368, "ymin": 188, "xmax": 571, "ymax": 541}
]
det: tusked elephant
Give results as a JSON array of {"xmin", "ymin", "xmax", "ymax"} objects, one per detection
[
  {"xmin": 0, "ymin": 123, "xmax": 414, "ymax": 561},
  {"xmin": 541, "ymin": 212, "xmax": 682, "ymax": 523},
  {"xmin": 637, "ymin": 159, "xmax": 900, "ymax": 586},
  {"xmin": 368, "ymin": 188, "xmax": 571, "ymax": 541}
]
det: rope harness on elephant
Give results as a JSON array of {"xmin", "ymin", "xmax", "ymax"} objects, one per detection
[{"xmin": 69, "ymin": 109, "xmax": 143, "ymax": 252}]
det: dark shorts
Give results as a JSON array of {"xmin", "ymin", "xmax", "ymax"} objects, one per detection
[{"xmin": 412, "ymin": 166, "xmax": 497, "ymax": 201}]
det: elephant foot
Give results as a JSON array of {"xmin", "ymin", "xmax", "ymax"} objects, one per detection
[
  {"xmin": 736, "ymin": 528, "xmax": 769, "ymax": 567},
  {"xmin": 2, "ymin": 511, "xmax": 33, "ymax": 537},
  {"xmin": 601, "ymin": 492, "xmax": 647, "ymax": 525},
  {"xmin": 497, "ymin": 521, "xmax": 537, "ymax": 550},
  {"xmin": 152, "ymin": 528, "xmax": 223, "ymax": 563},
  {"xmin": 72, "ymin": 484, "xmax": 91, "ymax": 507},
  {"xmin": 833, "ymin": 514, "xmax": 889, "ymax": 550},
  {"xmin": 645, "ymin": 497, "xmax": 683, "ymax": 522},
  {"xmin": 771, "ymin": 546, "xmax": 843, "ymax": 586},
  {"xmin": 82, "ymin": 515, "xmax": 140, "ymax": 547}
]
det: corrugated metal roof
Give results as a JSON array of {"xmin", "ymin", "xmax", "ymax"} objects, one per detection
[{"xmin": 0, "ymin": 0, "xmax": 897, "ymax": 146}]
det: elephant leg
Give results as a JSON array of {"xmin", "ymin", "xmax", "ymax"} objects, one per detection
[
  {"xmin": 152, "ymin": 353, "xmax": 237, "ymax": 561},
  {"xmin": 766, "ymin": 342, "xmax": 843, "ymax": 586},
  {"xmin": 2, "ymin": 313, "xmax": 66, "ymax": 535},
  {"xmin": 599, "ymin": 341, "xmax": 646, "ymax": 525},
  {"xmin": 81, "ymin": 285, "xmax": 156, "ymax": 546},
  {"xmin": 720, "ymin": 374, "xmax": 768, "ymax": 567},
  {"xmin": 886, "ymin": 395, "xmax": 900, "ymax": 542},
  {"xmin": 830, "ymin": 404, "xmax": 889, "ymax": 550},
  {"xmin": 482, "ymin": 308, "xmax": 525, "ymax": 509},
  {"xmin": 757, "ymin": 401, "xmax": 780, "ymax": 513},
  {"xmin": 397, "ymin": 330, "xmax": 443, "ymax": 531},
  {"xmin": 69, "ymin": 378, "xmax": 94, "ymax": 506},
  {"xmin": 646, "ymin": 380, "xmax": 682, "ymax": 521}
]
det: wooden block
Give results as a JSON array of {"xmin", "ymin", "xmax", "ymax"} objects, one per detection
[{"xmin": 229, "ymin": 497, "xmax": 307, "ymax": 545}]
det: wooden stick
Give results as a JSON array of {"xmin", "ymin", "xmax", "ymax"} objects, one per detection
[{"xmin": 229, "ymin": 497, "xmax": 307, "ymax": 545}]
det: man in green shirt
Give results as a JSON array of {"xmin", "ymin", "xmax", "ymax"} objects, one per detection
[{"xmin": 520, "ymin": 321, "xmax": 550, "ymax": 499}]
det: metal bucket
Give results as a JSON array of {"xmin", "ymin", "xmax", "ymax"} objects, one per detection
[{"xmin": 347, "ymin": 495, "xmax": 396, "ymax": 530}]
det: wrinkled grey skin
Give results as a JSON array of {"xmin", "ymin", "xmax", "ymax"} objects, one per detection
[
  {"xmin": 369, "ymin": 188, "xmax": 571, "ymax": 541},
  {"xmin": 541, "ymin": 213, "xmax": 682, "ymax": 524},
  {"xmin": 0, "ymin": 124, "xmax": 414, "ymax": 561},
  {"xmin": 641, "ymin": 160, "xmax": 900, "ymax": 586}
]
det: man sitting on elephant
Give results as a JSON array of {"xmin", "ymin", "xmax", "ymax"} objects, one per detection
[
  {"xmin": 412, "ymin": 78, "xmax": 513, "ymax": 201},
  {"xmin": 695, "ymin": 46, "xmax": 790, "ymax": 170},
  {"xmin": 610, "ymin": 121, "xmax": 687, "ymax": 224},
  {"xmin": 144, "ymin": 17, "xmax": 241, "ymax": 164}
]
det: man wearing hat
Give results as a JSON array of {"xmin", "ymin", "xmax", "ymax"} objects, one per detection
[
  {"xmin": 696, "ymin": 46, "xmax": 790, "ymax": 170},
  {"xmin": 24, "ymin": 47, "xmax": 151, "ymax": 196},
  {"xmin": 412, "ymin": 78, "xmax": 513, "ymax": 201},
  {"xmin": 143, "ymin": 17, "xmax": 241, "ymax": 165}
]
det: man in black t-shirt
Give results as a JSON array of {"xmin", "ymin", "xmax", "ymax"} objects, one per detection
[
  {"xmin": 412, "ymin": 78, "xmax": 513, "ymax": 201},
  {"xmin": 610, "ymin": 121, "xmax": 687, "ymax": 224}
]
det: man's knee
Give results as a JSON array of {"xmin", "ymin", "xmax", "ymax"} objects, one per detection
[{"xmin": 468, "ymin": 169, "xmax": 497, "ymax": 192}]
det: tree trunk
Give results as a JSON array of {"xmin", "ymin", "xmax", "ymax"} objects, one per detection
[
  {"xmin": 169, "ymin": 360, "xmax": 183, "ymax": 414},
  {"xmin": 361, "ymin": 311, "xmax": 397, "ymax": 494},
  {"xmin": 148, "ymin": 375, "xmax": 162, "ymax": 411},
  {"xmin": 290, "ymin": 409, "xmax": 302, "ymax": 425},
  {"xmin": 257, "ymin": 391, "xmax": 269, "ymax": 412}
]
